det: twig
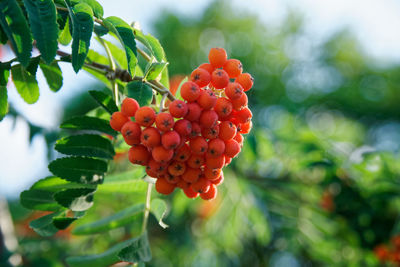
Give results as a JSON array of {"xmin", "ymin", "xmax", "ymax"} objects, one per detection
[{"xmin": 141, "ymin": 183, "xmax": 152, "ymax": 234}]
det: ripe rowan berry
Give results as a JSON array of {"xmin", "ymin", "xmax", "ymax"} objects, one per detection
[
  {"xmin": 211, "ymin": 69, "xmax": 229, "ymax": 89},
  {"xmin": 140, "ymin": 127, "xmax": 161, "ymax": 148},
  {"xmin": 183, "ymin": 187, "xmax": 199, "ymax": 198},
  {"xmin": 191, "ymin": 177, "xmax": 211, "ymax": 194},
  {"xmin": 128, "ymin": 145, "xmax": 150, "ymax": 166},
  {"xmin": 146, "ymin": 167, "xmax": 158, "ymax": 178},
  {"xmin": 168, "ymin": 161, "xmax": 186, "ymax": 176},
  {"xmin": 234, "ymin": 133, "xmax": 244, "ymax": 145},
  {"xmin": 197, "ymin": 89, "xmax": 217, "ymax": 110},
  {"xmin": 223, "ymin": 59, "xmax": 243, "ymax": 78},
  {"xmin": 201, "ymin": 124, "xmax": 219, "ymax": 139},
  {"xmin": 148, "ymin": 159, "xmax": 167, "ymax": 175},
  {"xmin": 180, "ymin": 81, "xmax": 200, "ymax": 102},
  {"xmin": 184, "ymin": 102, "xmax": 202, "ymax": 121},
  {"xmin": 174, "ymin": 144, "xmax": 191, "ymax": 162},
  {"xmin": 211, "ymin": 173, "xmax": 224, "ymax": 186},
  {"xmin": 164, "ymin": 173, "xmax": 181, "ymax": 184},
  {"xmin": 231, "ymin": 91, "xmax": 248, "ymax": 111},
  {"xmin": 219, "ymin": 121, "xmax": 237, "ymax": 141},
  {"xmin": 191, "ymin": 68, "xmax": 211, "ymax": 87},
  {"xmin": 238, "ymin": 121, "xmax": 252, "ymax": 134},
  {"xmin": 189, "ymin": 136, "xmax": 208, "ymax": 155},
  {"xmin": 155, "ymin": 112, "xmax": 174, "ymax": 132},
  {"xmin": 121, "ymin": 121, "xmax": 141, "ymax": 145},
  {"xmin": 182, "ymin": 167, "xmax": 201, "ymax": 183},
  {"xmin": 225, "ymin": 82, "xmax": 244, "ymax": 100},
  {"xmin": 204, "ymin": 167, "xmax": 221, "ymax": 180},
  {"xmin": 121, "ymin": 97, "xmax": 140, "ymax": 117},
  {"xmin": 169, "ymin": 100, "xmax": 188, "ymax": 118},
  {"xmin": 200, "ymin": 184, "xmax": 217, "ymax": 200},
  {"xmin": 199, "ymin": 110, "xmax": 218, "ymax": 128},
  {"xmin": 208, "ymin": 47, "xmax": 227, "ymax": 68},
  {"xmin": 177, "ymin": 179, "xmax": 189, "ymax": 190},
  {"xmin": 135, "ymin": 106, "xmax": 156, "ymax": 127},
  {"xmin": 152, "ymin": 146, "xmax": 174, "ymax": 163},
  {"xmin": 236, "ymin": 107, "xmax": 252, "ymax": 123},
  {"xmin": 214, "ymin": 97, "xmax": 233, "ymax": 119},
  {"xmin": 224, "ymin": 155, "xmax": 232, "ymax": 166},
  {"xmin": 155, "ymin": 177, "xmax": 175, "ymax": 195},
  {"xmin": 110, "ymin": 111, "xmax": 130, "ymax": 131},
  {"xmin": 198, "ymin": 63, "xmax": 215, "ymax": 74},
  {"xmin": 235, "ymin": 73, "xmax": 253, "ymax": 91},
  {"xmin": 161, "ymin": 130, "xmax": 181, "ymax": 150},
  {"xmin": 173, "ymin": 119, "xmax": 192, "ymax": 137},
  {"xmin": 206, "ymin": 154, "xmax": 225, "ymax": 169},
  {"xmin": 207, "ymin": 138, "xmax": 225, "ymax": 157},
  {"xmin": 190, "ymin": 122, "xmax": 201, "ymax": 138},
  {"xmin": 187, "ymin": 154, "xmax": 204, "ymax": 169},
  {"xmin": 224, "ymin": 139, "xmax": 241, "ymax": 158}
]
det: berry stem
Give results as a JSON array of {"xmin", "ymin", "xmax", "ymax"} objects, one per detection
[{"xmin": 141, "ymin": 182, "xmax": 152, "ymax": 234}]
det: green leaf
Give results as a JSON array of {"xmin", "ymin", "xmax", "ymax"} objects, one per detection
[
  {"xmin": 118, "ymin": 232, "xmax": 152, "ymax": 263},
  {"xmin": 103, "ymin": 16, "xmax": 137, "ymax": 76},
  {"xmin": 66, "ymin": 238, "xmax": 139, "ymax": 267},
  {"xmin": 145, "ymin": 34, "xmax": 165, "ymax": 62},
  {"xmin": 26, "ymin": 56, "xmax": 41, "ymax": 76},
  {"xmin": 99, "ymin": 38, "xmax": 127, "ymax": 69},
  {"xmin": 0, "ymin": 62, "xmax": 10, "ymax": 86},
  {"xmin": 54, "ymin": 188, "xmax": 96, "ymax": 211},
  {"xmin": 0, "ymin": 23, "xmax": 8, "ymax": 44},
  {"xmin": 83, "ymin": 49, "xmax": 111, "ymax": 85},
  {"xmin": 20, "ymin": 189, "xmax": 61, "ymax": 211},
  {"xmin": 0, "ymin": 0, "xmax": 32, "ymax": 66},
  {"xmin": 23, "ymin": 0, "xmax": 58, "ymax": 64},
  {"xmin": 144, "ymin": 62, "xmax": 168, "ymax": 81},
  {"xmin": 31, "ymin": 176, "xmax": 96, "ymax": 192},
  {"xmin": 0, "ymin": 86, "xmax": 7, "ymax": 121},
  {"xmin": 73, "ymin": 203, "xmax": 144, "ymax": 235},
  {"xmin": 11, "ymin": 64, "xmax": 39, "ymax": 104},
  {"xmin": 40, "ymin": 61, "xmax": 63, "ymax": 92},
  {"xmin": 150, "ymin": 199, "xmax": 169, "ymax": 229},
  {"xmin": 68, "ymin": 2, "xmax": 94, "ymax": 73},
  {"xmin": 58, "ymin": 16, "xmax": 72, "ymax": 45},
  {"xmin": 55, "ymin": 134, "xmax": 115, "ymax": 159},
  {"xmin": 49, "ymin": 157, "xmax": 107, "ymax": 184},
  {"xmin": 79, "ymin": 0, "xmax": 103, "ymax": 18},
  {"xmin": 29, "ymin": 211, "xmax": 63, "ymax": 237},
  {"xmin": 53, "ymin": 217, "xmax": 77, "ymax": 230},
  {"xmin": 94, "ymin": 24, "xmax": 108, "ymax": 36},
  {"xmin": 126, "ymin": 81, "xmax": 152, "ymax": 107},
  {"xmin": 89, "ymin": 90, "xmax": 118, "ymax": 114},
  {"xmin": 160, "ymin": 64, "xmax": 170, "ymax": 89},
  {"xmin": 60, "ymin": 116, "xmax": 117, "ymax": 136},
  {"xmin": 98, "ymin": 169, "xmax": 147, "ymax": 194}
]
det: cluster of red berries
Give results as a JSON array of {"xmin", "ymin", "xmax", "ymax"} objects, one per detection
[
  {"xmin": 374, "ymin": 235, "xmax": 400, "ymax": 265},
  {"xmin": 109, "ymin": 48, "xmax": 253, "ymax": 200}
]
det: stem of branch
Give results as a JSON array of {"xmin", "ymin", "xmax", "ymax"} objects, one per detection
[{"xmin": 141, "ymin": 183, "xmax": 152, "ymax": 234}]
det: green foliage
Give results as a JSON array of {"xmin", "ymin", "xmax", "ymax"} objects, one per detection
[
  {"xmin": 60, "ymin": 116, "xmax": 117, "ymax": 136},
  {"xmin": 0, "ymin": 87, "xmax": 7, "ymax": 121},
  {"xmin": 11, "ymin": 64, "xmax": 39, "ymax": 104},
  {"xmin": 20, "ymin": 189, "xmax": 62, "ymax": 211},
  {"xmin": 145, "ymin": 62, "xmax": 168, "ymax": 81},
  {"xmin": 58, "ymin": 16, "xmax": 72, "ymax": 45},
  {"xmin": 126, "ymin": 81, "xmax": 153, "ymax": 106},
  {"xmin": 29, "ymin": 212, "xmax": 64, "ymax": 237},
  {"xmin": 54, "ymin": 188, "xmax": 96, "ymax": 211},
  {"xmin": 118, "ymin": 232, "xmax": 152, "ymax": 263},
  {"xmin": 150, "ymin": 199, "xmax": 168, "ymax": 228},
  {"xmin": 89, "ymin": 90, "xmax": 118, "ymax": 114},
  {"xmin": 40, "ymin": 62, "xmax": 63, "ymax": 92}
]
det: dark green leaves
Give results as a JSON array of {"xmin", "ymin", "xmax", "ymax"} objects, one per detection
[
  {"xmin": 23, "ymin": 0, "xmax": 58, "ymax": 64},
  {"xmin": 103, "ymin": 17, "xmax": 137, "ymax": 76},
  {"xmin": 118, "ymin": 232, "xmax": 152, "ymax": 263},
  {"xmin": 48, "ymin": 157, "xmax": 107, "ymax": 184},
  {"xmin": 0, "ymin": 87, "xmax": 7, "ymax": 121},
  {"xmin": 54, "ymin": 188, "xmax": 96, "ymax": 211},
  {"xmin": 0, "ymin": 0, "xmax": 32, "ymax": 66},
  {"xmin": 40, "ymin": 62, "xmax": 63, "ymax": 92},
  {"xmin": 89, "ymin": 90, "xmax": 118, "ymax": 114},
  {"xmin": 29, "ymin": 212, "xmax": 63, "ymax": 237},
  {"xmin": 11, "ymin": 64, "xmax": 39, "ymax": 104},
  {"xmin": 79, "ymin": 0, "xmax": 103, "ymax": 18},
  {"xmin": 60, "ymin": 116, "xmax": 117, "ymax": 136},
  {"xmin": 126, "ymin": 81, "xmax": 152, "ymax": 107},
  {"xmin": 20, "ymin": 189, "xmax": 62, "ymax": 211},
  {"xmin": 55, "ymin": 134, "xmax": 115, "ymax": 159}
]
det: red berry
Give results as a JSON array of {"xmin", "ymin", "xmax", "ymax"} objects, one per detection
[
  {"xmin": 183, "ymin": 187, "xmax": 199, "ymax": 198},
  {"xmin": 197, "ymin": 89, "xmax": 217, "ymax": 110},
  {"xmin": 184, "ymin": 102, "xmax": 202, "ymax": 121},
  {"xmin": 231, "ymin": 92, "xmax": 248, "ymax": 111},
  {"xmin": 155, "ymin": 178, "xmax": 175, "ymax": 195},
  {"xmin": 152, "ymin": 146, "xmax": 174, "ymax": 164},
  {"xmin": 198, "ymin": 63, "xmax": 215, "ymax": 74},
  {"xmin": 207, "ymin": 138, "xmax": 225, "ymax": 157},
  {"xmin": 177, "ymin": 179, "xmax": 190, "ymax": 190},
  {"xmin": 168, "ymin": 161, "xmax": 186, "ymax": 176},
  {"xmin": 225, "ymin": 82, "xmax": 244, "ymax": 100},
  {"xmin": 199, "ymin": 110, "xmax": 218, "ymax": 128},
  {"xmin": 191, "ymin": 68, "xmax": 211, "ymax": 87},
  {"xmin": 191, "ymin": 177, "xmax": 211, "ymax": 194},
  {"xmin": 155, "ymin": 112, "xmax": 174, "ymax": 131},
  {"xmin": 204, "ymin": 168, "xmax": 221, "ymax": 180},
  {"xmin": 190, "ymin": 122, "xmax": 201, "ymax": 138},
  {"xmin": 234, "ymin": 133, "xmax": 244, "ymax": 145},
  {"xmin": 208, "ymin": 47, "xmax": 227, "ymax": 68},
  {"xmin": 214, "ymin": 97, "xmax": 233, "ymax": 119},
  {"xmin": 224, "ymin": 139, "xmax": 241, "ymax": 158},
  {"xmin": 128, "ymin": 145, "xmax": 150, "ymax": 166},
  {"xmin": 218, "ymin": 121, "xmax": 237, "ymax": 141},
  {"xmin": 201, "ymin": 124, "xmax": 219, "ymax": 139},
  {"xmin": 206, "ymin": 154, "xmax": 225, "ymax": 169},
  {"xmin": 238, "ymin": 121, "xmax": 252, "ymax": 134},
  {"xmin": 211, "ymin": 69, "xmax": 229, "ymax": 89},
  {"xmin": 200, "ymin": 184, "xmax": 217, "ymax": 200},
  {"xmin": 110, "ymin": 111, "xmax": 129, "ymax": 131},
  {"xmin": 182, "ymin": 167, "xmax": 201, "ymax": 183},
  {"xmin": 121, "ymin": 121, "xmax": 141, "ymax": 145},
  {"xmin": 223, "ymin": 59, "xmax": 243, "ymax": 78},
  {"xmin": 161, "ymin": 130, "xmax": 181, "ymax": 150},
  {"xmin": 180, "ymin": 81, "xmax": 200, "ymax": 102},
  {"xmin": 236, "ymin": 107, "xmax": 252, "ymax": 123},
  {"xmin": 135, "ymin": 106, "xmax": 156, "ymax": 127},
  {"xmin": 174, "ymin": 144, "xmax": 191, "ymax": 162},
  {"xmin": 140, "ymin": 127, "xmax": 161, "ymax": 148},
  {"xmin": 235, "ymin": 73, "xmax": 253, "ymax": 92},
  {"xmin": 211, "ymin": 173, "xmax": 224, "ymax": 186},
  {"xmin": 121, "ymin": 97, "xmax": 140, "ymax": 117},
  {"xmin": 169, "ymin": 100, "xmax": 188, "ymax": 118},
  {"xmin": 148, "ymin": 159, "xmax": 167, "ymax": 175},
  {"xmin": 189, "ymin": 136, "xmax": 208, "ymax": 155},
  {"xmin": 187, "ymin": 154, "xmax": 204, "ymax": 169},
  {"xmin": 173, "ymin": 119, "xmax": 192, "ymax": 137}
]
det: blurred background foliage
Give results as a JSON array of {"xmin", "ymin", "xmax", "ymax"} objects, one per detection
[{"xmin": 3, "ymin": 0, "xmax": 400, "ymax": 266}]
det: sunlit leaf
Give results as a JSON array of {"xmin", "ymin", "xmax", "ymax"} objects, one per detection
[
  {"xmin": 20, "ymin": 189, "xmax": 61, "ymax": 211},
  {"xmin": 60, "ymin": 116, "xmax": 117, "ymax": 136},
  {"xmin": 11, "ymin": 64, "xmax": 39, "ymax": 104},
  {"xmin": 150, "ymin": 199, "xmax": 169, "ymax": 229},
  {"xmin": 89, "ymin": 90, "xmax": 118, "ymax": 114},
  {"xmin": 54, "ymin": 188, "xmax": 96, "ymax": 211},
  {"xmin": 40, "ymin": 61, "xmax": 63, "ymax": 92},
  {"xmin": 126, "ymin": 81, "xmax": 152, "ymax": 107}
]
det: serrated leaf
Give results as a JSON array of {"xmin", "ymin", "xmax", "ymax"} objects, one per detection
[
  {"xmin": 126, "ymin": 81, "xmax": 152, "ymax": 107},
  {"xmin": 58, "ymin": 16, "xmax": 72, "ymax": 45},
  {"xmin": 98, "ymin": 169, "xmax": 147, "ymax": 194},
  {"xmin": 55, "ymin": 134, "xmax": 115, "ymax": 159},
  {"xmin": 145, "ymin": 34, "xmax": 165, "ymax": 62},
  {"xmin": 49, "ymin": 157, "xmax": 107, "ymax": 184},
  {"xmin": 26, "ymin": 56, "xmax": 41, "ymax": 76},
  {"xmin": 60, "ymin": 116, "xmax": 117, "ymax": 136},
  {"xmin": 103, "ymin": 16, "xmax": 137, "ymax": 76},
  {"xmin": 89, "ymin": 90, "xmax": 118, "ymax": 114},
  {"xmin": 132, "ymin": 28, "xmax": 153, "ymax": 56},
  {"xmin": 73, "ymin": 203, "xmax": 144, "ymax": 235},
  {"xmin": 29, "ymin": 211, "xmax": 63, "ymax": 237},
  {"xmin": 31, "ymin": 176, "xmax": 96, "ymax": 192},
  {"xmin": 0, "ymin": 0, "xmax": 32, "ymax": 66},
  {"xmin": 0, "ymin": 62, "xmax": 10, "ymax": 86},
  {"xmin": 150, "ymin": 199, "xmax": 168, "ymax": 229},
  {"xmin": 79, "ymin": 0, "xmax": 103, "ymax": 18},
  {"xmin": 20, "ymin": 189, "xmax": 61, "ymax": 211},
  {"xmin": 68, "ymin": 2, "xmax": 94, "ymax": 73},
  {"xmin": 0, "ymin": 86, "xmax": 7, "ymax": 121},
  {"xmin": 118, "ymin": 232, "xmax": 152, "ymax": 263},
  {"xmin": 11, "ymin": 64, "xmax": 39, "ymax": 104},
  {"xmin": 40, "ymin": 61, "xmax": 63, "ymax": 92},
  {"xmin": 53, "ymin": 217, "xmax": 77, "ymax": 230},
  {"xmin": 23, "ymin": 0, "xmax": 58, "ymax": 64},
  {"xmin": 144, "ymin": 62, "xmax": 168, "ymax": 81},
  {"xmin": 54, "ymin": 188, "xmax": 96, "ymax": 211},
  {"xmin": 160, "ymin": 64, "xmax": 169, "ymax": 89}
]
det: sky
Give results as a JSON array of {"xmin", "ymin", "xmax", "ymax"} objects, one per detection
[{"xmin": 1, "ymin": 0, "xmax": 400, "ymax": 197}]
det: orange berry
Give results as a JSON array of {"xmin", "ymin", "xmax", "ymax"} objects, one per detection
[
  {"xmin": 207, "ymin": 138, "xmax": 225, "ymax": 157},
  {"xmin": 214, "ymin": 97, "xmax": 232, "ymax": 119},
  {"xmin": 155, "ymin": 177, "xmax": 175, "ymax": 195},
  {"xmin": 184, "ymin": 102, "xmax": 202, "ymax": 121},
  {"xmin": 190, "ymin": 122, "xmax": 201, "ymax": 138},
  {"xmin": 231, "ymin": 92, "xmax": 248, "ymax": 111},
  {"xmin": 223, "ymin": 59, "xmax": 243, "ymax": 78},
  {"xmin": 187, "ymin": 154, "xmax": 204, "ymax": 169},
  {"xmin": 198, "ymin": 63, "xmax": 215, "ymax": 74},
  {"xmin": 225, "ymin": 155, "xmax": 232, "ymax": 166},
  {"xmin": 208, "ymin": 47, "xmax": 227, "ymax": 68},
  {"xmin": 183, "ymin": 187, "xmax": 199, "ymax": 198},
  {"xmin": 180, "ymin": 81, "xmax": 200, "ymax": 102},
  {"xmin": 236, "ymin": 107, "xmax": 252, "ymax": 123},
  {"xmin": 211, "ymin": 172, "xmax": 224, "ymax": 185},
  {"xmin": 191, "ymin": 177, "xmax": 211, "ymax": 193},
  {"xmin": 234, "ymin": 133, "xmax": 244, "ymax": 145},
  {"xmin": 164, "ymin": 173, "xmax": 181, "ymax": 184},
  {"xmin": 225, "ymin": 82, "xmax": 244, "ymax": 100},
  {"xmin": 169, "ymin": 100, "xmax": 188, "ymax": 118},
  {"xmin": 161, "ymin": 130, "xmax": 181, "ymax": 150},
  {"xmin": 204, "ymin": 168, "xmax": 221, "ymax": 180},
  {"xmin": 235, "ymin": 73, "xmax": 253, "ymax": 91},
  {"xmin": 206, "ymin": 154, "xmax": 225, "ymax": 169},
  {"xmin": 146, "ymin": 167, "xmax": 158, "ymax": 178},
  {"xmin": 155, "ymin": 112, "xmax": 174, "ymax": 132},
  {"xmin": 121, "ymin": 97, "xmax": 140, "ymax": 117},
  {"xmin": 140, "ymin": 127, "xmax": 161, "ymax": 148},
  {"xmin": 199, "ymin": 110, "xmax": 218, "ymax": 128},
  {"xmin": 128, "ymin": 145, "xmax": 150, "ymax": 166},
  {"xmin": 218, "ymin": 121, "xmax": 236, "ymax": 141},
  {"xmin": 174, "ymin": 144, "xmax": 191, "ymax": 162},
  {"xmin": 189, "ymin": 136, "xmax": 208, "ymax": 155},
  {"xmin": 191, "ymin": 68, "xmax": 211, "ymax": 87},
  {"xmin": 173, "ymin": 119, "xmax": 192, "ymax": 137},
  {"xmin": 200, "ymin": 184, "xmax": 217, "ymax": 200},
  {"xmin": 148, "ymin": 159, "xmax": 167, "ymax": 175},
  {"xmin": 177, "ymin": 179, "xmax": 189, "ymax": 190},
  {"xmin": 201, "ymin": 124, "xmax": 219, "ymax": 139},
  {"xmin": 121, "ymin": 121, "xmax": 141, "ymax": 145},
  {"xmin": 135, "ymin": 106, "xmax": 156, "ymax": 127},
  {"xmin": 211, "ymin": 69, "xmax": 229, "ymax": 89},
  {"xmin": 168, "ymin": 161, "xmax": 186, "ymax": 176},
  {"xmin": 182, "ymin": 167, "xmax": 201, "ymax": 183},
  {"xmin": 152, "ymin": 146, "xmax": 173, "ymax": 164},
  {"xmin": 197, "ymin": 89, "xmax": 217, "ymax": 110},
  {"xmin": 224, "ymin": 139, "xmax": 240, "ymax": 158},
  {"xmin": 110, "ymin": 111, "xmax": 130, "ymax": 131},
  {"xmin": 238, "ymin": 120, "xmax": 252, "ymax": 134}
]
